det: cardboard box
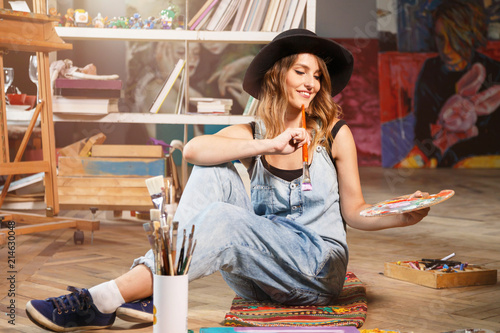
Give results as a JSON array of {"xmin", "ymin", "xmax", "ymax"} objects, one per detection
[{"xmin": 384, "ymin": 261, "xmax": 497, "ymax": 289}]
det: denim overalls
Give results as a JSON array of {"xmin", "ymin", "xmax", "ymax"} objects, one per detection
[{"xmin": 132, "ymin": 121, "xmax": 348, "ymax": 305}]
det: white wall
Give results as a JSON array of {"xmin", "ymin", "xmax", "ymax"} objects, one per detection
[{"xmin": 316, "ymin": 0, "xmax": 378, "ymax": 39}]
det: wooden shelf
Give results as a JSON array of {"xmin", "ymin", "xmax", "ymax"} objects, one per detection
[
  {"xmin": 0, "ymin": 9, "xmax": 72, "ymax": 52},
  {"xmin": 0, "ymin": 8, "xmax": 60, "ymax": 23},
  {"xmin": 53, "ymin": 0, "xmax": 316, "ymax": 44},
  {"xmin": 55, "ymin": 27, "xmax": 279, "ymax": 44},
  {"xmin": 7, "ymin": 109, "xmax": 254, "ymax": 125},
  {"xmin": 51, "ymin": 112, "xmax": 254, "ymax": 125}
]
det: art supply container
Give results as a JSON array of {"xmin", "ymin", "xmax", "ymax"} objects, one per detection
[
  {"xmin": 166, "ymin": 203, "xmax": 178, "ymax": 216},
  {"xmin": 153, "ymin": 274, "xmax": 189, "ymax": 333}
]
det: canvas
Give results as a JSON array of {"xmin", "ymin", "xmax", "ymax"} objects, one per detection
[
  {"xmin": 332, "ymin": 39, "xmax": 381, "ymax": 166},
  {"xmin": 378, "ymin": 0, "xmax": 500, "ymax": 168}
]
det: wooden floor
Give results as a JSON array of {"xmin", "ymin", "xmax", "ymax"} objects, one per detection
[{"xmin": 1, "ymin": 167, "xmax": 499, "ymax": 333}]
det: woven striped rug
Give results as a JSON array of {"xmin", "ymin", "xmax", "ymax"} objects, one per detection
[{"xmin": 224, "ymin": 272, "xmax": 367, "ymax": 328}]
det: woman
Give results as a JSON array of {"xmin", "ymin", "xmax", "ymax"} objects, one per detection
[{"xmin": 26, "ymin": 29, "xmax": 429, "ymax": 332}]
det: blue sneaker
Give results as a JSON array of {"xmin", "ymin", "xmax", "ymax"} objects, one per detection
[
  {"xmin": 26, "ymin": 286, "xmax": 115, "ymax": 332},
  {"xmin": 116, "ymin": 295, "xmax": 153, "ymax": 323}
]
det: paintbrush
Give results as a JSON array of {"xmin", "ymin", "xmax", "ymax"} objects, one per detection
[
  {"xmin": 150, "ymin": 209, "xmax": 167, "ymax": 275},
  {"xmin": 171, "ymin": 221, "xmax": 179, "ymax": 271},
  {"xmin": 150, "ymin": 209, "xmax": 161, "ymax": 226},
  {"xmin": 166, "ymin": 178, "xmax": 173, "ymax": 205},
  {"xmin": 301, "ymin": 105, "xmax": 312, "ymax": 191},
  {"xmin": 144, "ymin": 210, "xmax": 161, "ymax": 274},
  {"xmin": 181, "ymin": 225, "xmax": 195, "ymax": 274},
  {"xmin": 176, "ymin": 229, "xmax": 187, "ymax": 275},
  {"xmin": 183, "ymin": 239, "xmax": 197, "ymax": 275},
  {"xmin": 145, "ymin": 175, "xmax": 166, "ymax": 216},
  {"xmin": 153, "ymin": 220, "xmax": 169, "ymax": 275},
  {"xmin": 142, "ymin": 221, "xmax": 156, "ymax": 253},
  {"xmin": 161, "ymin": 224, "xmax": 174, "ymax": 276}
]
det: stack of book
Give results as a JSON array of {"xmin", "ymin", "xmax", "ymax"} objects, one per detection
[
  {"xmin": 190, "ymin": 98, "xmax": 233, "ymax": 114},
  {"xmin": 188, "ymin": 0, "xmax": 307, "ymax": 32},
  {"xmin": 53, "ymin": 78, "xmax": 121, "ymax": 114}
]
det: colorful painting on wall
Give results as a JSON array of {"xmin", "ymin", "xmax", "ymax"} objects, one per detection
[
  {"xmin": 378, "ymin": 0, "xmax": 500, "ymax": 168},
  {"xmin": 334, "ymin": 39, "xmax": 381, "ymax": 166}
]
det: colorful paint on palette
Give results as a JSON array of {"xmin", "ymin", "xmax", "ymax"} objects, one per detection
[{"xmin": 360, "ymin": 189, "xmax": 455, "ymax": 217}]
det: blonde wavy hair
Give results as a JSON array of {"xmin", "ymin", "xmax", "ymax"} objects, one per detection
[{"xmin": 255, "ymin": 53, "xmax": 343, "ymax": 152}]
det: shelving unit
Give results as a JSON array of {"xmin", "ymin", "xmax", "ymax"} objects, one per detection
[
  {"xmin": 50, "ymin": 0, "xmax": 316, "ymax": 126},
  {"xmin": 13, "ymin": 0, "xmax": 316, "ymax": 188},
  {"xmin": 55, "ymin": 28, "xmax": 280, "ymax": 43}
]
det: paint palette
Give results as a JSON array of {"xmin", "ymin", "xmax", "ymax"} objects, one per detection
[{"xmin": 360, "ymin": 189, "xmax": 455, "ymax": 217}]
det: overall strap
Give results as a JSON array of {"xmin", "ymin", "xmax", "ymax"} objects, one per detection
[{"xmin": 331, "ymin": 119, "xmax": 347, "ymax": 139}]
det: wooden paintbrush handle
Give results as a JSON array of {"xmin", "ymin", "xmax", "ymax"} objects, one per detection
[
  {"xmin": 302, "ymin": 143, "xmax": 308, "ymax": 163},
  {"xmin": 301, "ymin": 105, "xmax": 308, "ymax": 163}
]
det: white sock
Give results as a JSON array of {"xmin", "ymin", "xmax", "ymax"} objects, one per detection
[{"xmin": 88, "ymin": 280, "xmax": 125, "ymax": 314}]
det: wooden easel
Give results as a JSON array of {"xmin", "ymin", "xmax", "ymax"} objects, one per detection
[{"xmin": 0, "ymin": 1, "xmax": 98, "ymax": 245}]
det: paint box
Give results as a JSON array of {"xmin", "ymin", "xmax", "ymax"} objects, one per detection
[
  {"xmin": 384, "ymin": 261, "xmax": 497, "ymax": 289},
  {"xmin": 57, "ymin": 155, "xmax": 171, "ymax": 211},
  {"xmin": 57, "ymin": 176, "xmax": 172, "ymax": 211},
  {"xmin": 91, "ymin": 144, "xmax": 164, "ymax": 158},
  {"xmin": 58, "ymin": 156, "xmax": 166, "ymax": 177}
]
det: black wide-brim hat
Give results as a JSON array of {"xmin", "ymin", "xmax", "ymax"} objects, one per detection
[{"xmin": 243, "ymin": 29, "xmax": 354, "ymax": 99}]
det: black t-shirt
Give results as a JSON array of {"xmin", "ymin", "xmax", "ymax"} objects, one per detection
[{"xmin": 250, "ymin": 120, "xmax": 347, "ymax": 181}]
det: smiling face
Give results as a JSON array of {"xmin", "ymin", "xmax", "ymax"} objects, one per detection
[{"xmin": 285, "ymin": 53, "xmax": 321, "ymax": 112}]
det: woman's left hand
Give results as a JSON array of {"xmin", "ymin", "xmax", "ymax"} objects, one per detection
[{"xmin": 399, "ymin": 190, "xmax": 430, "ymax": 226}]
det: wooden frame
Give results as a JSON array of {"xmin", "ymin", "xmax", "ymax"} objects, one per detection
[
  {"xmin": 0, "ymin": 1, "xmax": 98, "ymax": 244},
  {"xmin": 0, "ymin": 5, "xmax": 73, "ymax": 213}
]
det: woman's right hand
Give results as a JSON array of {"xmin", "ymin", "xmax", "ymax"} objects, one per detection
[{"xmin": 270, "ymin": 128, "xmax": 310, "ymax": 155}]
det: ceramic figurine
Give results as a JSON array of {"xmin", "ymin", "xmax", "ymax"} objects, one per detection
[
  {"xmin": 130, "ymin": 13, "xmax": 143, "ymax": 29},
  {"xmin": 92, "ymin": 13, "xmax": 107, "ymax": 28},
  {"xmin": 160, "ymin": 5, "xmax": 177, "ymax": 29},
  {"xmin": 64, "ymin": 8, "xmax": 75, "ymax": 27},
  {"xmin": 143, "ymin": 16, "xmax": 156, "ymax": 29},
  {"xmin": 109, "ymin": 16, "xmax": 129, "ymax": 29},
  {"xmin": 175, "ymin": 14, "xmax": 185, "ymax": 30},
  {"xmin": 74, "ymin": 9, "xmax": 89, "ymax": 27},
  {"xmin": 48, "ymin": 7, "xmax": 60, "ymax": 17}
]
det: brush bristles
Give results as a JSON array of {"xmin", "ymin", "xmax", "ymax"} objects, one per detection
[
  {"xmin": 145, "ymin": 175, "xmax": 165, "ymax": 196},
  {"xmin": 150, "ymin": 209, "xmax": 161, "ymax": 222},
  {"xmin": 301, "ymin": 182, "xmax": 312, "ymax": 191},
  {"xmin": 153, "ymin": 221, "xmax": 161, "ymax": 230}
]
